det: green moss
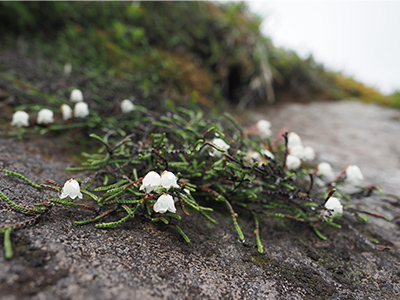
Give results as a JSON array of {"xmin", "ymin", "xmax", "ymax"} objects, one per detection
[{"xmin": 0, "ymin": 1, "xmax": 388, "ymax": 107}]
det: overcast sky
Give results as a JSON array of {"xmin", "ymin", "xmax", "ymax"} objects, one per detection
[{"xmin": 245, "ymin": 1, "xmax": 400, "ymax": 95}]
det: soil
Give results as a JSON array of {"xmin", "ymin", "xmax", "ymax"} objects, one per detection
[{"xmin": 1, "ymin": 46, "xmax": 400, "ymax": 300}]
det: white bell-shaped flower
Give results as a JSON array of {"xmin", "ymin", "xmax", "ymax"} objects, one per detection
[
  {"xmin": 61, "ymin": 104, "xmax": 72, "ymax": 121},
  {"xmin": 286, "ymin": 154, "xmax": 301, "ymax": 170},
  {"xmin": 256, "ymin": 119, "xmax": 272, "ymax": 139},
  {"xmin": 302, "ymin": 146, "xmax": 316, "ymax": 161},
  {"xmin": 245, "ymin": 150, "xmax": 274, "ymax": 164},
  {"xmin": 11, "ymin": 111, "xmax": 30, "ymax": 127},
  {"xmin": 140, "ymin": 171, "xmax": 161, "ymax": 193},
  {"xmin": 245, "ymin": 151, "xmax": 261, "ymax": 163},
  {"xmin": 287, "ymin": 132, "xmax": 302, "ymax": 149},
  {"xmin": 209, "ymin": 138, "xmax": 230, "ymax": 157},
  {"xmin": 289, "ymin": 145, "xmax": 304, "ymax": 159},
  {"xmin": 74, "ymin": 102, "xmax": 89, "ymax": 118},
  {"xmin": 60, "ymin": 179, "xmax": 83, "ymax": 200},
  {"xmin": 263, "ymin": 149, "xmax": 275, "ymax": 160},
  {"xmin": 121, "ymin": 99, "xmax": 135, "ymax": 113},
  {"xmin": 323, "ymin": 197, "xmax": 343, "ymax": 218},
  {"xmin": 70, "ymin": 89, "xmax": 83, "ymax": 102},
  {"xmin": 160, "ymin": 171, "xmax": 179, "ymax": 190},
  {"xmin": 153, "ymin": 194, "xmax": 176, "ymax": 214},
  {"xmin": 64, "ymin": 63, "xmax": 72, "ymax": 76},
  {"xmin": 345, "ymin": 165, "xmax": 364, "ymax": 184},
  {"xmin": 37, "ymin": 109, "xmax": 54, "ymax": 124},
  {"xmin": 316, "ymin": 162, "xmax": 335, "ymax": 181}
]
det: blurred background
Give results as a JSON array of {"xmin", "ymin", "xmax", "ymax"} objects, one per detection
[
  {"xmin": 2, "ymin": 1, "xmax": 399, "ymax": 109},
  {"xmin": 247, "ymin": 1, "xmax": 400, "ymax": 96}
]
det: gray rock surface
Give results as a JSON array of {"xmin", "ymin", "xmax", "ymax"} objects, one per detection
[
  {"xmin": 1, "ymin": 100, "xmax": 400, "ymax": 299},
  {"xmin": 251, "ymin": 100, "xmax": 400, "ymax": 195}
]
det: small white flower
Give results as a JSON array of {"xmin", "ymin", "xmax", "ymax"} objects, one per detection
[
  {"xmin": 70, "ymin": 89, "xmax": 83, "ymax": 102},
  {"xmin": 263, "ymin": 149, "xmax": 275, "ymax": 160},
  {"xmin": 245, "ymin": 151, "xmax": 261, "ymax": 163},
  {"xmin": 286, "ymin": 154, "xmax": 301, "ymax": 170},
  {"xmin": 209, "ymin": 138, "xmax": 230, "ymax": 157},
  {"xmin": 316, "ymin": 162, "xmax": 335, "ymax": 181},
  {"xmin": 323, "ymin": 197, "xmax": 343, "ymax": 218},
  {"xmin": 345, "ymin": 165, "xmax": 364, "ymax": 184},
  {"xmin": 64, "ymin": 63, "xmax": 72, "ymax": 76},
  {"xmin": 37, "ymin": 109, "xmax": 54, "ymax": 124},
  {"xmin": 11, "ymin": 111, "xmax": 29, "ymax": 127},
  {"xmin": 245, "ymin": 150, "xmax": 274, "ymax": 164},
  {"xmin": 287, "ymin": 132, "xmax": 302, "ymax": 149},
  {"xmin": 140, "ymin": 171, "xmax": 161, "ymax": 193},
  {"xmin": 160, "ymin": 171, "xmax": 179, "ymax": 190},
  {"xmin": 60, "ymin": 179, "xmax": 83, "ymax": 200},
  {"xmin": 256, "ymin": 119, "xmax": 272, "ymax": 139},
  {"xmin": 289, "ymin": 145, "xmax": 304, "ymax": 159},
  {"xmin": 121, "ymin": 99, "xmax": 135, "ymax": 113},
  {"xmin": 74, "ymin": 102, "xmax": 89, "ymax": 118},
  {"xmin": 154, "ymin": 194, "xmax": 176, "ymax": 214},
  {"xmin": 302, "ymin": 146, "xmax": 316, "ymax": 161},
  {"xmin": 60, "ymin": 104, "xmax": 72, "ymax": 121}
]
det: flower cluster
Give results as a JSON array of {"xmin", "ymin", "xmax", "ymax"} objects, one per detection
[
  {"xmin": 9, "ymin": 88, "xmax": 91, "ymax": 131},
  {"xmin": 69, "ymin": 89, "xmax": 89, "ymax": 118},
  {"xmin": 140, "ymin": 171, "xmax": 180, "ymax": 214},
  {"xmin": 244, "ymin": 122, "xmax": 314, "ymax": 171},
  {"xmin": 315, "ymin": 162, "xmax": 364, "ymax": 185},
  {"xmin": 140, "ymin": 171, "xmax": 179, "ymax": 193},
  {"xmin": 286, "ymin": 132, "xmax": 316, "ymax": 170},
  {"xmin": 243, "ymin": 120, "xmax": 365, "ymax": 223},
  {"xmin": 9, "ymin": 89, "xmax": 141, "ymax": 132}
]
